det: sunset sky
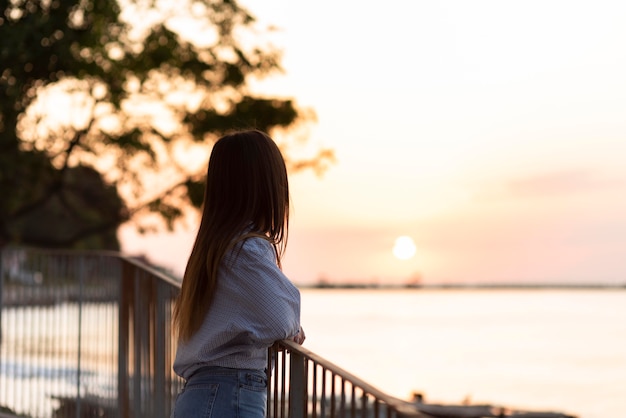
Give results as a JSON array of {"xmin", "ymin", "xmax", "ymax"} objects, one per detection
[{"xmin": 122, "ymin": 0, "xmax": 626, "ymax": 285}]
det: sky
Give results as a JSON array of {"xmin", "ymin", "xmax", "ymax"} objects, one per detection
[{"xmin": 121, "ymin": 0, "xmax": 626, "ymax": 285}]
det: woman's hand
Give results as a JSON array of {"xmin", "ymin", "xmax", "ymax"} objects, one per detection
[{"xmin": 292, "ymin": 327, "xmax": 306, "ymax": 345}]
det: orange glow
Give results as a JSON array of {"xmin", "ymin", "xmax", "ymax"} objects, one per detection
[{"xmin": 122, "ymin": 1, "xmax": 626, "ymax": 285}]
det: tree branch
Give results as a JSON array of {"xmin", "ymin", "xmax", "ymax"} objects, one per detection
[
  {"xmin": 19, "ymin": 219, "xmax": 121, "ymax": 248},
  {"xmin": 126, "ymin": 174, "xmax": 202, "ymax": 217},
  {"xmin": 10, "ymin": 122, "xmax": 94, "ymax": 220}
]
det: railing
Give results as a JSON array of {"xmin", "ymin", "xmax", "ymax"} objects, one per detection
[
  {"xmin": 268, "ymin": 341, "xmax": 422, "ymax": 418},
  {"xmin": 0, "ymin": 248, "xmax": 183, "ymax": 418},
  {"xmin": 0, "ymin": 248, "xmax": 423, "ymax": 418}
]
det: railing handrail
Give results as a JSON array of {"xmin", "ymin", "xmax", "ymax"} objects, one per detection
[
  {"xmin": 118, "ymin": 254, "xmax": 423, "ymax": 416},
  {"xmin": 276, "ymin": 339, "xmax": 421, "ymax": 417},
  {"xmin": 120, "ymin": 255, "xmax": 182, "ymax": 288},
  {"xmin": 0, "ymin": 246, "xmax": 181, "ymax": 287}
]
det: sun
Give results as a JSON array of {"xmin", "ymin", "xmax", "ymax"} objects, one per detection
[{"xmin": 392, "ymin": 236, "xmax": 417, "ymax": 260}]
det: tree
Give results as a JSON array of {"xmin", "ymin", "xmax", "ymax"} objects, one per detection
[{"xmin": 0, "ymin": 0, "xmax": 332, "ymax": 250}]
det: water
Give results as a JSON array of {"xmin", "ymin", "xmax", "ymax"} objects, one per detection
[
  {"xmin": 2, "ymin": 287, "xmax": 623, "ymax": 417},
  {"xmin": 299, "ymin": 288, "xmax": 626, "ymax": 418}
]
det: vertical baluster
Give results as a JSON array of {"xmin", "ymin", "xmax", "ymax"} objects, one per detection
[
  {"xmin": 320, "ymin": 368, "xmax": 327, "ymax": 418},
  {"xmin": 288, "ymin": 349, "xmax": 306, "ymax": 418},
  {"xmin": 339, "ymin": 378, "xmax": 346, "ymax": 418},
  {"xmin": 266, "ymin": 347, "xmax": 273, "ymax": 418},
  {"xmin": 311, "ymin": 362, "xmax": 318, "ymax": 418},
  {"xmin": 272, "ymin": 346, "xmax": 280, "ymax": 418},
  {"xmin": 360, "ymin": 391, "xmax": 367, "ymax": 418},
  {"xmin": 280, "ymin": 348, "xmax": 287, "ymax": 417},
  {"xmin": 330, "ymin": 372, "xmax": 336, "ymax": 418},
  {"xmin": 350, "ymin": 384, "xmax": 356, "ymax": 418}
]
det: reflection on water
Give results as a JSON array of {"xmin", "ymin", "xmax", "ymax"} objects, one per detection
[{"xmin": 301, "ymin": 288, "xmax": 626, "ymax": 418}]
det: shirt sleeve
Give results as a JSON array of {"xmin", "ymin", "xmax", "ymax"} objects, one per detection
[{"xmin": 222, "ymin": 237, "xmax": 301, "ymax": 345}]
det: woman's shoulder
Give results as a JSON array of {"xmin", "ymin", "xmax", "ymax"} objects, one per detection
[
  {"xmin": 230, "ymin": 233, "xmax": 274, "ymax": 259},
  {"xmin": 240, "ymin": 234, "xmax": 273, "ymax": 254},
  {"xmin": 222, "ymin": 235, "xmax": 280, "ymax": 274}
]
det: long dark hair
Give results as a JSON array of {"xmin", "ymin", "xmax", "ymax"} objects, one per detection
[{"xmin": 173, "ymin": 129, "xmax": 290, "ymax": 341}]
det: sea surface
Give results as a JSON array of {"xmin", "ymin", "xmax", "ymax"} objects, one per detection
[
  {"xmin": 2, "ymin": 287, "xmax": 623, "ymax": 417},
  {"xmin": 299, "ymin": 288, "xmax": 626, "ymax": 418}
]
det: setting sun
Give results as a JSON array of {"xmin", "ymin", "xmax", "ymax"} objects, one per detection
[
  {"xmin": 121, "ymin": 0, "xmax": 626, "ymax": 286},
  {"xmin": 392, "ymin": 236, "xmax": 417, "ymax": 260}
]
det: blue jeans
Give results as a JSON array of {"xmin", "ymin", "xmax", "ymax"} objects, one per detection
[{"xmin": 171, "ymin": 367, "xmax": 267, "ymax": 418}]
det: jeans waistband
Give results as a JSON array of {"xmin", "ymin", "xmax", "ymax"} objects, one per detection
[{"xmin": 188, "ymin": 366, "xmax": 265, "ymax": 381}]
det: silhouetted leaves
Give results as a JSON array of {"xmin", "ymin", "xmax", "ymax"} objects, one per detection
[
  {"xmin": 0, "ymin": 0, "xmax": 332, "ymax": 249},
  {"xmin": 185, "ymin": 179, "xmax": 205, "ymax": 208}
]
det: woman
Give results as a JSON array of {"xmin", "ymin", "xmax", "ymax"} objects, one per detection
[{"xmin": 171, "ymin": 129, "xmax": 305, "ymax": 418}]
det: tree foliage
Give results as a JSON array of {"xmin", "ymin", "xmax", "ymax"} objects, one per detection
[{"xmin": 0, "ymin": 0, "xmax": 332, "ymax": 249}]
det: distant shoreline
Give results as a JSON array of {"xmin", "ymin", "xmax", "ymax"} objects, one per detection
[{"xmin": 300, "ymin": 282, "xmax": 626, "ymax": 290}]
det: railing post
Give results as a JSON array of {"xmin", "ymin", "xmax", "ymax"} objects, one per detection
[
  {"xmin": 119, "ymin": 260, "xmax": 133, "ymax": 418},
  {"xmin": 0, "ymin": 250, "xmax": 3, "ymax": 345},
  {"xmin": 0, "ymin": 250, "xmax": 3, "ymax": 375},
  {"xmin": 154, "ymin": 280, "xmax": 167, "ymax": 418},
  {"xmin": 76, "ymin": 257, "xmax": 85, "ymax": 418},
  {"xmin": 288, "ymin": 351, "xmax": 307, "ymax": 418},
  {"xmin": 133, "ymin": 269, "xmax": 144, "ymax": 417}
]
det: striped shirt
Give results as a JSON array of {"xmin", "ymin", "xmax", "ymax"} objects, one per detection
[{"xmin": 173, "ymin": 236, "xmax": 301, "ymax": 379}]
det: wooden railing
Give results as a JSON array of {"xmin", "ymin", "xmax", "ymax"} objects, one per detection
[
  {"xmin": 268, "ymin": 340, "xmax": 422, "ymax": 418},
  {"xmin": 0, "ymin": 248, "xmax": 423, "ymax": 418}
]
